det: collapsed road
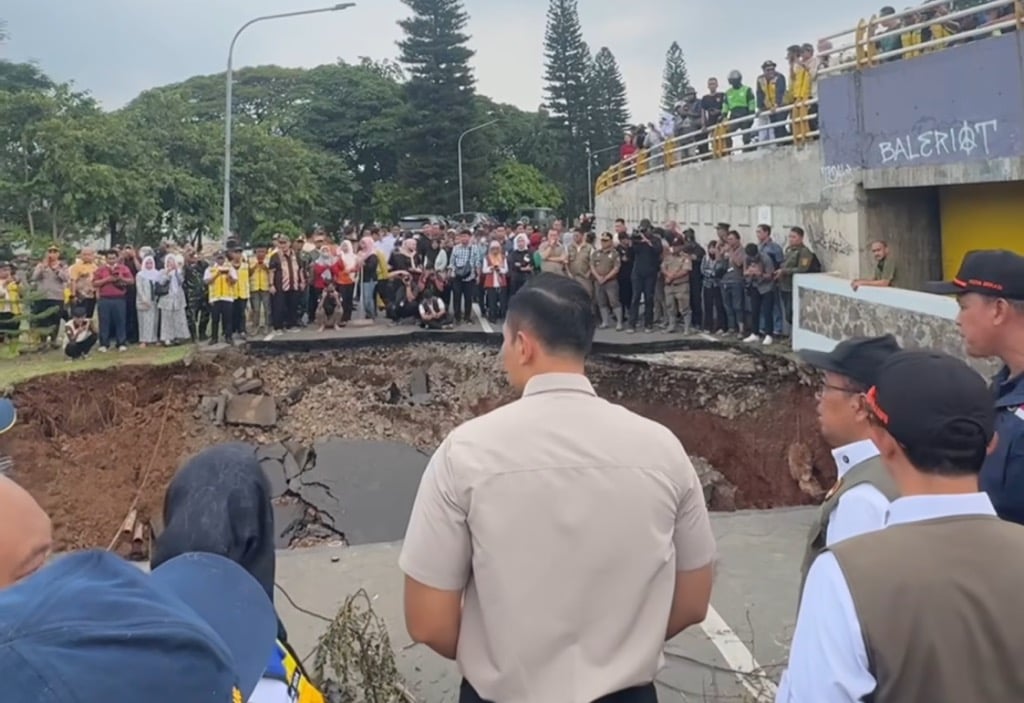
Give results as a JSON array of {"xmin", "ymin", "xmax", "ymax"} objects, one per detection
[{"xmin": 3, "ymin": 340, "xmax": 832, "ymax": 556}]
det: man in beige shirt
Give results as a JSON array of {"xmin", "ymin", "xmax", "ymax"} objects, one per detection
[{"xmin": 400, "ymin": 273, "xmax": 716, "ymax": 703}]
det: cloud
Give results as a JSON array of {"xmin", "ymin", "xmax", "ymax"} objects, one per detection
[{"xmin": 2, "ymin": 0, "xmax": 885, "ymax": 119}]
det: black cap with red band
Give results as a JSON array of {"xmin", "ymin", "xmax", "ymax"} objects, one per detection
[
  {"xmin": 865, "ymin": 350, "xmax": 995, "ymax": 453},
  {"xmin": 924, "ymin": 249, "xmax": 1024, "ymax": 299}
]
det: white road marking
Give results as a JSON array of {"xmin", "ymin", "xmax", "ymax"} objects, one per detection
[
  {"xmin": 698, "ymin": 333, "xmax": 717, "ymax": 342},
  {"xmin": 472, "ymin": 303, "xmax": 494, "ymax": 334},
  {"xmin": 698, "ymin": 606, "xmax": 778, "ymax": 701},
  {"xmin": 262, "ymin": 332, "xmax": 277, "ymax": 342}
]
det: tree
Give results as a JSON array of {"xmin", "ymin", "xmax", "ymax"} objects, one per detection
[
  {"xmin": 397, "ymin": 0, "xmax": 480, "ymax": 213},
  {"xmin": 660, "ymin": 41, "xmax": 693, "ymax": 114},
  {"xmin": 482, "ymin": 161, "xmax": 563, "ymax": 219},
  {"xmin": 587, "ymin": 47, "xmax": 630, "ymax": 174},
  {"xmin": 543, "ymin": 0, "xmax": 591, "ymax": 218}
]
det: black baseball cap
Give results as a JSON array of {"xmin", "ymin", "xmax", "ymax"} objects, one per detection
[
  {"xmin": 866, "ymin": 350, "xmax": 994, "ymax": 453},
  {"xmin": 798, "ymin": 334, "xmax": 901, "ymax": 388},
  {"xmin": 924, "ymin": 249, "xmax": 1024, "ymax": 300}
]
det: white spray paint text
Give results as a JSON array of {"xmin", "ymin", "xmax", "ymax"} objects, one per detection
[{"xmin": 877, "ymin": 119, "xmax": 998, "ymax": 165}]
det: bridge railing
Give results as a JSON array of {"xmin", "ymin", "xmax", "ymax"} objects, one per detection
[
  {"xmin": 594, "ymin": 98, "xmax": 820, "ymax": 196},
  {"xmin": 818, "ymin": 0, "xmax": 1022, "ymax": 74}
]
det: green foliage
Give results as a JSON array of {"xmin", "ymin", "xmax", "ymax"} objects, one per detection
[
  {"xmin": 543, "ymin": 0, "xmax": 593, "ymax": 218},
  {"xmin": 660, "ymin": 42, "xmax": 693, "ymax": 114},
  {"xmin": 588, "ymin": 47, "xmax": 631, "ymax": 174},
  {"xmin": 397, "ymin": 0, "xmax": 482, "ymax": 212},
  {"xmin": 483, "ymin": 161, "xmax": 563, "ymax": 218},
  {"xmin": 252, "ymin": 219, "xmax": 302, "ymax": 243},
  {"xmin": 369, "ymin": 182, "xmax": 425, "ymax": 225}
]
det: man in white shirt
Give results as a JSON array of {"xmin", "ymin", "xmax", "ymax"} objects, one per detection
[
  {"xmin": 399, "ymin": 273, "xmax": 715, "ymax": 703},
  {"xmin": 778, "ymin": 350, "xmax": 1024, "ymax": 703},
  {"xmin": 795, "ymin": 335, "xmax": 901, "ymax": 589}
]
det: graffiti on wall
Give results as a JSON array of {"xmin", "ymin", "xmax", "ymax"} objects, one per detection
[
  {"xmin": 877, "ymin": 119, "xmax": 999, "ymax": 166},
  {"xmin": 820, "ymin": 163, "xmax": 856, "ymax": 192},
  {"xmin": 808, "ymin": 226, "xmax": 854, "ymax": 263}
]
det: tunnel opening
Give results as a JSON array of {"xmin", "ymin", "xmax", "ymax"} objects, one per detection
[{"xmin": 3, "ymin": 342, "xmax": 832, "ymax": 556}]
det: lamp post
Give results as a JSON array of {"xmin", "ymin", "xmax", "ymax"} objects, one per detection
[
  {"xmin": 223, "ymin": 3, "xmax": 356, "ymax": 244},
  {"xmin": 587, "ymin": 144, "xmax": 622, "ymax": 213},
  {"xmin": 458, "ymin": 119, "xmax": 499, "ymax": 213}
]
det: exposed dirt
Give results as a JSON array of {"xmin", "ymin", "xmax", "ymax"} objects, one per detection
[{"xmin": 1, "ymin": 341, "xmax": 831, "ymax": 553}]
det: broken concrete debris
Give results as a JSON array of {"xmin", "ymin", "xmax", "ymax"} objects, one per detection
[{"xmin": 224, "ymin": 395, "xmax": 277, "ymax": 427}]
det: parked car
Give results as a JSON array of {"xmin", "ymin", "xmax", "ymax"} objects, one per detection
[
  {"xmin": 448, "ymin": 212, "xmax": 495, "ymax": 230},
  {"xmin": 397, "ymin": 214, "xmax": 447, "ymax": 234},
  {"xmin": 515, "ymin": 207, "xmax": 558, "ymax": 231}
]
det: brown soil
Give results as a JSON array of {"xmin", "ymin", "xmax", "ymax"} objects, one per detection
[{"xmin": 5, "ymin": 362, "xmax": 219, "ymax": 553}]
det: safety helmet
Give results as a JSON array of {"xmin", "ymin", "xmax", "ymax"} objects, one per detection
[{"xmin": 728, "ymin": 70, "xmax": 742, "ymax": 81}]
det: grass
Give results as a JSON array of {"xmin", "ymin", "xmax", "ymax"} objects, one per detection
[{"xmin": 0, "ymin": 343, "xmax": 193, "ymax": 388}]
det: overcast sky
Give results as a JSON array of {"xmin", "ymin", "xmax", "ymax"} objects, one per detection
[{"xmin": 3, "ymin": 0, "xmax": 884, "ymax": 120}]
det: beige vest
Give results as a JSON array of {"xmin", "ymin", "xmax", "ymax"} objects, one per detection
[
  {"xmin": 799, "ymin": 455, "xmax": 898, "ymax": 592},
  {"xmin": 832, "ymin": 515, "xmax": 1024, "ymax": 703}
]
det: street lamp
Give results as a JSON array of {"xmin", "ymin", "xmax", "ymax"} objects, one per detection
[
  {"xmin": 458, "ymin": 119, "xmax": 499, "ymax": 213},
  {"xmin": 587, "ymin": 144, "xmax": 621, "ymax": 213},
  {"xmin": 222, "ymin": 3, "xmax": 356, "ymax": 244}
]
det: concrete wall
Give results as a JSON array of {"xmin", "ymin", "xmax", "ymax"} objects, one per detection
[
  {"xmin": 863, "ymin": 187, "xmax": 942, "ymax": 289},
  {"xmin": 820, "ymin": 34, "xmax": 1024, "ymax": 181},
  {"xmin": 793, "ymin": 273, "xmax": 997, "ymax": 376},
  {"xmin": 594, "ymin": 142, "xmax": 869, "ymax": 278}
]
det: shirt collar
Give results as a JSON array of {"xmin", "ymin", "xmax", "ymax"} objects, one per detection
[
  {"xmin": 886, "ymin": 492, "xmax": 996, "ymax": 527},
  {"xmin": 522, "ymin": 373, "xmax": 596, "ymax": 398},
  {"xmin": 831, "ymin": 439, "xmax": 879, "ymax": 479}
]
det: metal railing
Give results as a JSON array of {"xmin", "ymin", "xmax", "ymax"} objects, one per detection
[
  {"xmin": 818, "ymin": 0, "xmax": 1022, "ymax": 74},
  {"xmin": 594, "ymin": 98, "xmax": 820, "ymax": 196}
]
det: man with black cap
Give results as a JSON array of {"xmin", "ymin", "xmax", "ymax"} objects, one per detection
[
  {"xmin": 926, "ymin": 249, "xmax": 1024, "ymax": 525},
  {"xmin": 779, "ymin": 350, "xmax": 1024, "ymax": 703},
  {"xmin": 0, "ymin": 549, "xmax": 277, "ymax": 702},
  {"xmin": 795, "ymin": 335, "xmax": 901, "ymax": 590}
]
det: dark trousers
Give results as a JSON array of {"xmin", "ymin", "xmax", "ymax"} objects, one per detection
[
  {"xmin": 484, "ymin": 286, "xmax": 506, "ymax": 322},
  {"xmin": 307, "ymin": 286, "xmax": 320, "ymax": 322},
  {"xmin": 451, "ymin": 278, "xmax": 476, "ymax": 322},
  {"xmin": 0, "ymin": 311, "xmax": 17, "ymax": 340},
  {"xmin": 721, "ymin": 283, "xmax": 744, "ymax": 332},
  {"xmin": 65, "ymin": 334, "xmax": 97, "ymax": 359},
  {"xmin": 97, "ymin": 297, "xmax": 127, "ymax": 347},
  {"xmin": 780, "ymin": 289, "xmax": 794, "ymax": 326},
  {"xmin": 272, "ymin": 290, "xmax": 301, "ymax": 330},
  {"xmin": 125, "ymin": 287, "xmax": 139, "ymax": 343},
  {"xmin": 689, "ymin": 272, "xmax": 703, "ymax": 328},
  {"xmin": 459, "ymin": 679, "xmax": 657, "ymax": 703},
  {"xmin": 75, "ymin": 297, "xmax": 96, "ymax": 320},
  {"xmin": 618, "ymin": 274, "xmax": 633, "ymax": 324},
  {"xmin": 30, "ymin": 300, "xmax": 63, "ymax": 337},
  {"xmin": 702, "ymin": 286, "xmax": 725, "ymax": 331},
  {"xmin": 232, "ymin": 298, "xmax": 248, "ymax": 337},
  {"xmin": 209, "ymin": 300, "xmax": 233, "ymax": 342},
  {"xmin": 629, "ymin": 271, "xmax": 657, "ymax": 329},
  {"xmin": 509, "ymin": 273, "xmax": 529, "ymax": 300},
  {"xmin": 187, "ymin": 303, "xmax": 210, "ymax": 341},
  {"xmin": 339, "ymin": 283, "xmax": 354, "ymax": 322}
]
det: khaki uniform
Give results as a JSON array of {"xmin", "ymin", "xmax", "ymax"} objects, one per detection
[
  {"xmin": 590, "ymin": 246, "xmax": 622, "ymax": 329},
  {"xmin": 661, "ymin": 249, "xmax": 692, "ymax": 333},
  {"xmin": 539, "ymin": 243, "xmax": 567, "ymax": 276},
  {"xmin": 567, "ymin": 243, "xmax": 594, "ymax": 296}
]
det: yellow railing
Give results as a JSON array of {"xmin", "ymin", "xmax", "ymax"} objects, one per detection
[
  {"xmin": 594, "ymin": 98, "xmax": 819, "ymax": 196},
  {"xmin": 819, "ymin": 0, "xmax": 1023, "ymax": 74}
]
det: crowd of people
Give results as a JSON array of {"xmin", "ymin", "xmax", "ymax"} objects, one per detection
[
  {"xmin": 1, "ymin": 247, "xmax": 1023, "ymax": 702},
  {"xmin": 0, "ymin": 214, "xmax": 904, "ymax": 359},
  {"xmin": 620, "ymin": 1, "xmax": 1016, "ymax": 164}
]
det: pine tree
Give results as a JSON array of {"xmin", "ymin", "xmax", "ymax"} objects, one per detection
[
  {"xmin": 587, "ymin": 47, "xmax": 630, "ymax": 174},
  {"xmin": 660, "ymin": 41, "xmax": 693, "ymax": 114},
  {"xmin": 543, "ymin": 0, "xmax": 591, "ymax": 218},
  {"xmin": 397, "ymin": 0, "xmax": 480, "ymax": 212}
]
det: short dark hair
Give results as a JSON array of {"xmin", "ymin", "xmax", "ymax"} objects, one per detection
[
  {"xmin": 903, "ymin": 430, "xmax": 989, "ymax": 478},
  {"xmin": 757, "ymin": 223, "xmax": 771, "ymax": 234},
  {"xmin": 790, "ymin": 226, "xmax": 805, "ymax": 237},
  {"xmin": 506, "ymin": 273, "xmax": 595, "ymax": 357},
  {"xmin": 615, "ymin": 218, "xmax": 626, "ymax": 225},
  {"xmin": 716, "ymin": 222, "xmax": 730, "ymax": 230},
  {"xmin": 744, "ymin": 243, "xmax": 758, "ymax": 257}
]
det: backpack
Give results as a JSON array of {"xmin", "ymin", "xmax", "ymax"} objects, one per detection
[{"xmin": 806, "ymin": 252, "xmax": 823, "ymax": 273}]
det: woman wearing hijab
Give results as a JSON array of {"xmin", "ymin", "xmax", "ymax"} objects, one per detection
[
  {"xmin": 151, "ymin": 443, "xmax": 325, "ymax": 703},
  {"xmin": 158, "ymin": 254, "xmax": 190, "ymax": 345},
  {"xmin": 508, "ymin": 233, "xmax": 534, "ymax": 299},
  {"xmin": 336, "ymin": 240, "xmax": 358, "ymax": 324},
  {"xmin": 481, "ymin": 240, "xmax": 508, "ymax": 323},
  {"xmin": 309, "ymin": 245, "xmax": 340, "ymax": 322},
  {"xmin": 135, "ymin": 255, "xmax": 162, "ymax": 347}
]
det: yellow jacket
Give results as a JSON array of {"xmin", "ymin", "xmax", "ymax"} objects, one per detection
[
  {"xmin": 232, "ymin": 261, "xmax": 250, "ymax": 299},
  {"xmin": 0, "ymin": 280, "xmax": 21, "ymax": 315},
  {"xmin": 249, "ymin": 260, "xmax": 271, "ymax": 292}
]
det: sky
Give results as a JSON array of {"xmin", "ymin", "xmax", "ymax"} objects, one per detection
[{"xmin": 3, "ymin": 0, "xmax": 886, "ymax": 121}]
